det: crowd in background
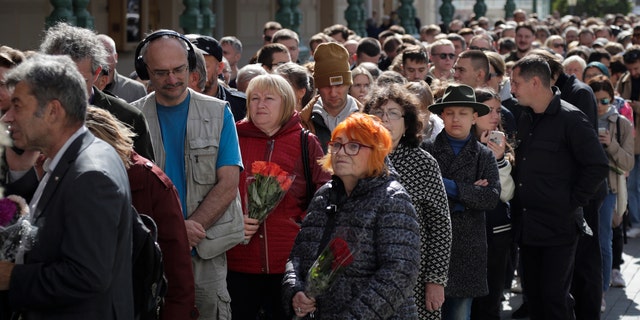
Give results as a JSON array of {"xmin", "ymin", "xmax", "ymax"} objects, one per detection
[{"xmin": 0, "ymin": 6, "xmax": 639, "ymax": 320}]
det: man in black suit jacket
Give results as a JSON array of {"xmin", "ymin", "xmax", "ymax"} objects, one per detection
[{"xmin": 0, "ymin": 54, "xmax": 134, "ymax": 319}]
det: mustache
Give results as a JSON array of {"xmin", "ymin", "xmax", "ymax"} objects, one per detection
[{"xmin": 162, "ymin": 82, "xmax": 184, "ymax": 90}]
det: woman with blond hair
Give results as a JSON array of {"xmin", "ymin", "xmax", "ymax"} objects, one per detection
[{"xmin": 227, "ymin": 74, "xmax": 329, "ymax": 320}]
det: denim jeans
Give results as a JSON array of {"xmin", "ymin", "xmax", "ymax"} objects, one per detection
[
  {"xmin": 442, "ymin": 297, "xmax": 472, "ymax": 320},
  {"xmin": 626, "ymin": 155, "xmax": 640, "ymax": 225},
  {"xmin": 599, "ymin": 192, "xmax": 616, "ymax": 292}
]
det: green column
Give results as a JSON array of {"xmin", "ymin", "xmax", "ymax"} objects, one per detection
[
  {"xmin": 504, "ymin": 0, "xmax": 516, "ymax": 19},
  {"xmin": 290, "ymin": 0, "xmax": 302, "ymax": 34},
  {"xmin": 397, "ymin": 0, "xmax": 417, "ymax": 35},
  {"xmin": 180, "ymin": 0, "xmax": 203, "ymax": 34},
  {"xmin": 200, "ymin": 0, "xmax": 215, "ymax": 35},
  {"xmin": 439, "ymin": 0, "xmax": 455, "ymax": 32},
  {"xmin": 275, "ymin": 0, "xmax": 295, "ymax": 30},
  {"xmin": 73, "ymin": 0, "xmax": 94, "ymax": 29},
  {"xmin": 532, "ymin": 0, "xmax": 537, "ymax": 14},
  {"xmin": 345, "ymin": 0, "xmax": 366, "ymax": 37},
  {"xmin": 473, "ymin": 0, "xmax": 487, "ymax": 18},
  {"xmin": 46, "ymin": 0, "xmax": 76, "ymax": 28}
]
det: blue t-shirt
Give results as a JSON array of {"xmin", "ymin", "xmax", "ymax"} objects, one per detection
[
  {"xmin": 217, "ymin": 105, "xmax": 243, "ymax": 170},
  {"xmin": 157, "ymin": 96, "xmax": 189, "ymax": 217},
  {"xmin": 157, "ymin": 94, "xmax": 243, "ymax": 218}
]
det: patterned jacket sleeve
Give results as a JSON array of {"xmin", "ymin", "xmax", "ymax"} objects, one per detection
[{"xmin": 417, "ymin": 155, "xmax": 451, "ymax": 286}]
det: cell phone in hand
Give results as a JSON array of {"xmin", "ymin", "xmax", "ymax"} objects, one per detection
[{"xmin": 488, "ymin": 130, "xmax": 505, "ymax": 145}]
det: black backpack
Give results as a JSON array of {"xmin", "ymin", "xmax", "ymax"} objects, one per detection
[{"xmin": 131, "ymin": 207, "xmax": 168, "ymax": 320}]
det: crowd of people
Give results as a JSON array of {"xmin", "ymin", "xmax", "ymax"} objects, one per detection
[{"xmin": 0, "ymin": 6, "xmax": 638, "ymax": 320}]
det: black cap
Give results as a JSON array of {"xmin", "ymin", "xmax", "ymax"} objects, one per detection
[{"xmin": 186, "ymin": 34, "xmax": 223, "ymax": 62}]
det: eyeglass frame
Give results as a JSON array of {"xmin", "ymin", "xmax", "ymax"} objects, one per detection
[
  {"xmin": 370, "ymin": 108, "xmax": 404, "ymax": 120},
  {"xmin": 327, "ymin": 141, "xmax": 372, "ymax": 156},
  {"xmin": 469, "ymin": 46, "xmax": 491, "ymax": 52},
  {"xmin": 148, "ymin": 64, "xmax": 188, "ymax": 78}
]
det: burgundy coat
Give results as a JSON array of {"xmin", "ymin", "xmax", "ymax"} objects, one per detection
[{"xmin": 127, "ymin": 152, "xmax": 199, "ymax": 319}]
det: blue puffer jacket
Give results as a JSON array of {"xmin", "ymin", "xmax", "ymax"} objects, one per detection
[{"xmin": 283, "ymin": 174, "xmax": 421, "ymax": 319}]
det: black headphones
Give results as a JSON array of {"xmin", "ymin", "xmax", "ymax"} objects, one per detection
[{"xmin": 134, "ymin": 29, "xmax": 197, "ymax": 80}]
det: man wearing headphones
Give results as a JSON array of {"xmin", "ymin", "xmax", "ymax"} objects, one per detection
[{"xmin": 132, "ymin": 30, "xmax": 244, "ymax": 320}]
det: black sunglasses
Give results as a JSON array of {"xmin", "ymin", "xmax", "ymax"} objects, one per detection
[
  {"xmin": 264, "ymin": 35, "xmax": 272, "ymax": 42},
  {"xmin": 435, "ymin": 53, "xmax": 456, "ymax": 60}
]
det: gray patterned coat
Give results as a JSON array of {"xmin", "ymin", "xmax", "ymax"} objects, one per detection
[
  {"xmin": 422, "ymin": 133, "xmax": 500, "ymax": 298},
  {"xmin": 283, "ymin": 174, "xmax": 421, "ymax": 319},
  {"xmin": 389, "ymin": 143, "xmax": 452, "ymax": 319}
]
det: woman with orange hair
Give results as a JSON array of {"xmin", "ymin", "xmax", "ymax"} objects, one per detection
[{"xmin": 283, "ymin": 113, "xmax": 421, "ymax": 319}]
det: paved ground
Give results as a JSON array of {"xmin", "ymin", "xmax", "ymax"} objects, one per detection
[{"xmin": 500, "ymin": 235, "xmax": 640, "ymax": 319}]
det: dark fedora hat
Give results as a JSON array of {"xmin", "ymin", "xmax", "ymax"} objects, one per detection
[{"xmin": 428, "ymin": 83, "xmax": 491, "ymax": 116}]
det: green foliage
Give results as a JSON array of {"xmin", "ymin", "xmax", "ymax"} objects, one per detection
[{"xmin": 552, "ymin": 0, "xmax": 631, "ymax": 16}]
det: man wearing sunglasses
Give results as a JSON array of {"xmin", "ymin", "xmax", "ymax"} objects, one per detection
[{"xmin": 428, "ymin": 39, "xmax": 456, "ymax": 81}]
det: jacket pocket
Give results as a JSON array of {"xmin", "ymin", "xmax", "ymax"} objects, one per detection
[{"xmin": 189, "ymin": 136, "xmax": 219, "ymax": 185}]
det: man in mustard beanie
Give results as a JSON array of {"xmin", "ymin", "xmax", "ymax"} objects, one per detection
[{"xmin": 301, "ymin": 42, "xmax": 362, "ymax": 152}]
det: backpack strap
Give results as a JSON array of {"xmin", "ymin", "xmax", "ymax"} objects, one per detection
[{"xmin": 616, "ymin": 116, "xmax": 621, "ymax": 144}]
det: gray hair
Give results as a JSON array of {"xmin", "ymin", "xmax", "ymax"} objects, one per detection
[
  {"xmin": 236, "ymin": 64, "xmax": 268, "ymax": 92},
  {"xmin": 40, "ymin": 22, "xmax": 108, "ymax": 76},
  {"xmin": 220, "ymin": 36, "xmax": 243, "ymax": 54},
  {"xmin": 6, "ymin": 54, "xmax": 87, "ymax": 123},
  {"xmin": 192, "ymin": 49, "xmax": 207, "ymax": 92}
]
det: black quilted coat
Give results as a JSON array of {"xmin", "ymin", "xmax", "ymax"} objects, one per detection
[{"xmin": 283, "ymin": 174, "xmax": 421, "ymax": 319}]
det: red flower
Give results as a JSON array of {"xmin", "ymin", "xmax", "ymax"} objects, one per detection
[
  {"xmin": 329, "ymin": 238, "xmax": 354, "ymax": 270},
  {"xmin": 245, "ymin": 161, "xmax": 295, "ymax": 224},
  {"xmin": 304, "ymin": 236, "xmax": 357, "ymax": 298}
]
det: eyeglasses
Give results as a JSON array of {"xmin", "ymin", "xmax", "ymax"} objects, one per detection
[
  {"xmin": 149, "ymin": 64, "xmax": 188, "ymax": 78},
  {"xmin": 328, "ymin": 141, "xmax": 372, "ymax": 156},
  {"xmin": 552, "ymin": 43, "xmax": 565, "ymax": 48},
  {"xmin": 435, "ymin": 53, "xmax": 456, "ymax": 60},
  {"xmin": 599, "ymin": 98, "xmax": 611, "ymax": 105},
  {"xmin": 370, "ymin": 109, "xmax": 404, "ymax": 120},
  {"xmin": 633, "ymin": 33, "xmax": 640, "ymax": 38},
  {"xmin": 488, "ymin": 72, "xmax": 499, "ymax": 79},
  {"xmin": 264, "ymin": 35, "xmax": 273, "ymax": 42},
  {"xmin": 469, "ymin": 46, "xmax": 491, "ymax": 51}
]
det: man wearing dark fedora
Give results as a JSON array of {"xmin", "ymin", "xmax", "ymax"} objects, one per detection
[
  {"xmin": 509, "ymin": 55, "xmax": 608, "ymax": 320},
  {"xmin": 423, "ymin": 83, "xmax": 501, "ymax": 320}
]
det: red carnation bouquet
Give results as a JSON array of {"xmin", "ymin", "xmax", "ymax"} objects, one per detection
[
  {"xmin": 293, "ymin": 236, "xmax": 357, "ymax": 319},
  {"xmin": 0, "ymin": 195, "xmax": 38, "ymax": 262},
  {"xmin": 244, "ymin": 161, "xmax": 295, "ymax": 224},
  {"xmin": 305, "ymin": 237, "xmax": 356, "ymax": 298}
]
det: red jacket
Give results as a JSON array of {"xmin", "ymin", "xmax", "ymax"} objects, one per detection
[
  {"xmin": 227, "ymin": 113, "xmax": 330, "ymax": 274},
  {"xmin": 127, "ymin": 152, "xmax": 199, "ymax": 319}
]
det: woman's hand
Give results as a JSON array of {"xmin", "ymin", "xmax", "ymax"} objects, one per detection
[
  {"xmin": 481, "ymin": 130, "xmax": 506, "ymax": 160},
  {"xmin": 244, "ymin": 216, "xmax": 260, "ymax": 242},
  {"xmin": 292, "ymin": 291, "xmax": 316, "ymax": 318},
  {"xmin": 599, "ymin": 130, "xmax": 611, "ymax": 147},
  {"xmin": 425, "ymin": 283, "xmax": 445, "ymax": 311},
  {"xmin": 474, "ymin": 179, "xmax": 489, "ymax": 187}
]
